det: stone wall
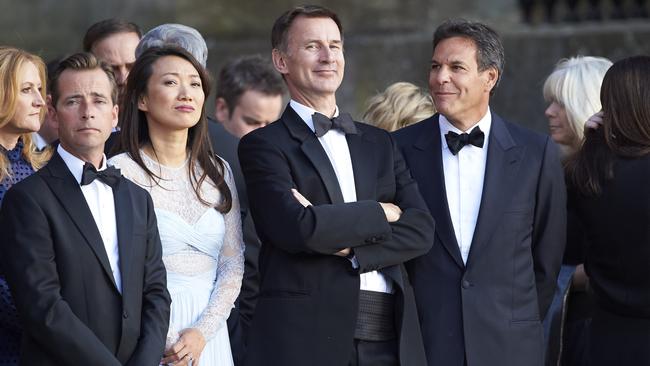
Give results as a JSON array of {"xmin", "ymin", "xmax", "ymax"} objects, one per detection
[{"xmin": 1, "ymin": 0, "xmax": 648, "ymax": 132}]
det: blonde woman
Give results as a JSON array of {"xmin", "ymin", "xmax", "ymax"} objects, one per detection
[
  {"xmin": 0, "ymin": 46, "xmax": 51, "ymax": 365},
  {"xmin": 362, "ymin": 82, "xmax": 435, "ymax": 132}
]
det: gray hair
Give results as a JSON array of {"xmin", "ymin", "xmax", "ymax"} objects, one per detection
[{"xmin": 135, "ymin": 23, "xmax": 208, "ymax": 67}]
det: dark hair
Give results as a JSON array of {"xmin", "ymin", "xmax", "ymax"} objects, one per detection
[
  {"xmin": 118, "ymin": 46, "xmax": 232, "ymax": 213},
  {"xmin": 216, "ymin": 55, "xmax": 285, "ymax": 115},
  {"xmin": 83, "ymin": 18, "xmax": 142, "ymax": 52},
  {"xmin": 46, "ymin": 57, "xmax": 62, "ymax": 94},
  {"xmin": 567, "ymin": 55, "xmax": 650, "ymax": 196},
  {"xmin": 433, "ymin": 19, "xmax": 505, "ymax": 91},
  {"xmin": 271, "ymin": 5, "xmax": 343, "ymax": 51},
  {"xmin": 49, "ymin": 52, "xmax": 118, "ymax": 106}
]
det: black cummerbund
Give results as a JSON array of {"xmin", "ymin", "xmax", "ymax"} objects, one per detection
[{"xmin": 354, "ymin": 290, "xmax": 396, "ymax": 341}]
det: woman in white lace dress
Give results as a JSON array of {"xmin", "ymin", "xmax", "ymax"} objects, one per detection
[{"xmin": 109, "ymin": 46, "xmax": 244, "ymax": 366}]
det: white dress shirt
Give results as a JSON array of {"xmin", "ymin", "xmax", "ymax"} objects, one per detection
[
  {"xmin": 290, "ymin": 100, "xmax": 393, "ymax": 294},
  {"xmin": 58, "ymin": 145, "xmax": 122, "ymax": 293},
  {"xmin": 439, "ymin": 109, "xmax": 492, "ymax": 264},
  {"xmin": 31, "ymin": 132, "xmax": 48, "ymax": 151}
]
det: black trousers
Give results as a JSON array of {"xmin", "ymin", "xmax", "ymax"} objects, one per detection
[{"xmin": 348, "ymin": 338, "xmax": 398, "ymax": 366}]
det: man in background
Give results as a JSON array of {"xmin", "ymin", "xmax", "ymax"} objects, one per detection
[
  {"xmin": 212, "ymin": 54, "xmax": 284, "ymax": 365},
  {"xmin": 83, "ymin": 18, "xmax": 141, "ymax": 99}
]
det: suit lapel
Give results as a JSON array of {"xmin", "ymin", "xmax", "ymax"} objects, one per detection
[
  {"xmin": 282, "ymin": 106, "xmax": 345, "ymax": 204},
  {"xmin": 42, "ymin": 153, "xmax": 119, "ymax": 291},
  {"xmin": 346, "ymin": 129, "xmax": 375, "ymax": 201},
  {"xmin": 466, "ymin": 114, "xmax": 524, "ymax": 265},
  {"xmin": 113, "ymin": 178, "xmax": 133, "ymax": 295},
  {"xmin": 413, "ymin": 115, "xmax": 465, "ymax": 269}
]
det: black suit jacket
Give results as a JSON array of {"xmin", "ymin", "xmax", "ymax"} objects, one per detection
[
  {"xmin": 0, "ymin": 152, "xmax": 171, "ymax": 366},
  {"xmin": 393, "ymin": 113, "xmax": 566, "ymax": 366},
  {"xmin": 238, "ymin": 106, "xmax": 435, "ymax": 366},
  {"xmin": 208, "ymin": 119, "xmax": 260, "ymax": 365}
]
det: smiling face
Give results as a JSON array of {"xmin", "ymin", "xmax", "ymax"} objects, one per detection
[
  {"xmin": 429, "ymin": 36, "xmax": 497, "ymax": 130},
  {"xmin": 7, "ymin": 60, "xmax": 45, "ymax": 134},
  {"xmin": 272, "ymin": 16, "xmax": 344, "ymax": 105},
  {"xmin": 53, "ymin": 68, "xmax": 118, "ymax": 158},
  {"xmin": 138, "ymin": 55, "xmax": 205, "ymax": 134}
]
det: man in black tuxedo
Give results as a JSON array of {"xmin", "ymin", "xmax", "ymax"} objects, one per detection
[
  {"xmin": 238, "ymin": 5, "xmax": 434, "ymax": 366},
  {"xmin": 393, "ymin": 20, "xmax": 566, "ymax": 366},
  {"xmin": 0, "ymin": 53, "xmax": 170, "ymax": 365},
  {"xmin": 212, "ymin": 54, "xmax": 284, "ymax": 365}
]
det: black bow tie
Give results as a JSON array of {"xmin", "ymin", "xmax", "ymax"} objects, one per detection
[
  {"xmin": 81, "ymin": 163, "xmax": 121, "ymax": 188},
  {"xmin": 445, "ymin": 126, "xmax": 485, "ymax": 155},
  {"xmin": 313, "ymin": 112, "xmax": 358, "ymax": 137}
]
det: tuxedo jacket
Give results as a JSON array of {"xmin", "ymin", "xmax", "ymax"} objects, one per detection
[
  {"xmin": 208, "ymin": 119, "xmax": 260, "ymax": 365},
  {"xmin": 393, "ymin": 113, "xmax": 566, "ymax": 366},
  {"xmin": 0, "ymin": 152, "xmax": 171, "ymax": 366},
  {"xmin": 238, "ymin": 106, "xmax": 435, "ymax": 366}
]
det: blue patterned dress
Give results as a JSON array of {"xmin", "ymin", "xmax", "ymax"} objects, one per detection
[{"xmin": 0, "ymin": 139, "xmax": 35, "ymax": 365}]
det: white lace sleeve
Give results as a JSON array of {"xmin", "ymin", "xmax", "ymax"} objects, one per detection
[{"xmin": 191, "ymin": 161, "xmax": 245, "ymax": 340}]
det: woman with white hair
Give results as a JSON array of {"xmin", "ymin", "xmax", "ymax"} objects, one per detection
[
  {"xmin": 542, "ymin": 55, "xmax": 612, "ymax": 366},
  {"xmin": 543, "ymin": 56, "xmax": 612, "ymax": 157}
]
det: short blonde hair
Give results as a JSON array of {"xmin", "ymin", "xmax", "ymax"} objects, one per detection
[
  {"xmin": 0, "ymin": 46, "xmax": 52, "ymax": 181},
  {"xmin": 543, "ymin": 56, "xmax": 612, "ymax": 148},
  {"xmin": 363, "ymin": 82, "xmax": 436, "ymax": 132}
]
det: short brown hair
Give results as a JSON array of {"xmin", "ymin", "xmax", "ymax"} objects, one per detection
[
  {"xmin": 271, "ymin": 5, "xmax": 343, "ymax": 52},
  {"xmin": 83, "ymin": 18, "xmax": 142, "ymax": 52},
  {"xmin": 50, "ymin": 52, "xmax": 118, "ymax": 107},
  {"xmin": 216, "ymin": 55, "xmax": 285, "ymax": 115}
]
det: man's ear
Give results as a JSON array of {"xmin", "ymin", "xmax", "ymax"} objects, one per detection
[
  {"xmin": 46, "ymin": 95, "xmax": 58, "ymax": 129},
  {"xmin": 214, "ymin": 98, "xmax": 230, "ymax": 123},
  {"xmin": 111, "ymin": 104, "xmax": 119, "ymax": 129},
  {"xmin": 272, "ymin": 48, "xmax": 289, "ymax": 75},
  {"xmin": 484, "ymin": 67, "xmax": 498, "ymax": 93}
]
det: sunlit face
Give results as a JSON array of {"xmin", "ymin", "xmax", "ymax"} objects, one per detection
[
  {"xmin": 53, "ymin": 68, "xmax": 118, "ymax": 157},
  {"xmin": 7, "ymin": 61, "xmax": 45, "ymax": 134},
  {"xmin": 273, "ymin": 16, "xmax": 344, "ymax": 101},
  {"xmin": 215, "ymin": 89, "xmax": 283, "ymax": 139},
  {"xmin": 429, "ymin": 36, "xmax": 497, "ymax": 129},
  {"xmin": 91, "ymin": 31, "xmax": 140, "ymax": 91},
  {"xmin": 545, "ymin": 100, "xmax": 576, "ymax": 147},
  {"xmin": 139, "ymin": 55, "xmax": 205, "ymax": 134}
]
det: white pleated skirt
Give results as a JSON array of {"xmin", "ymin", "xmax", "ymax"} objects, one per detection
[{"xmin": 167, "ymin": 270, "xmax": 234, "ymax": 366}]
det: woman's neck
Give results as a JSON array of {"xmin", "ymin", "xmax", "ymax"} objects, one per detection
[
  {"xmin": 143, "ymin": 127, "xmax": 189, "ymax": 168},
  {"xmin": 0, "ymin": 131, "xmax": 21, "ymax": 151}
]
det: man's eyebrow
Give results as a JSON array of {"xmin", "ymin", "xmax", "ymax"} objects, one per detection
[{"xmin": 242, "ymin": 115, "xmax": 263, "ymax": 125}]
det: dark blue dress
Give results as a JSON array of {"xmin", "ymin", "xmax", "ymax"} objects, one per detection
[{"xmin": 0, "ymin": 139, "xmax": 35, "ymax": 365}]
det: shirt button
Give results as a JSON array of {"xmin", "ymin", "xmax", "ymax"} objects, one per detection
[
  {"xmin": 462, "ymin": 280, "xmax": 471, "ymax": 289},
  {"xmin": 122, "ymin": 311, "xmax": 128, "ymax": 319}
]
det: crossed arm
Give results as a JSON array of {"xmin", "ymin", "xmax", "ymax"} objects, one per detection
[{"xmin": 239, "ymin": 130, "xmax": 434, "ymax": 272}]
